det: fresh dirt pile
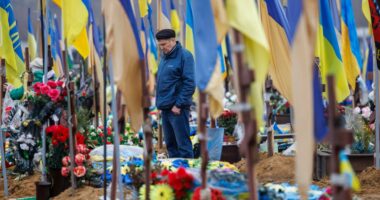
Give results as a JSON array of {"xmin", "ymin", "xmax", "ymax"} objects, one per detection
[
  {"xmin": 256, "ymin": 154, "xmax": 295, "ymax": 183},
  {"xmin": 53, "ymin": 186, "xmax": 103, "ymax": 200},
  {"xmin": 357, "ymin": 166, "xmax": 380, "ymax": 198},
  {"xmin": 0, "ymin": 172, "xmax": 40, "ymax": 199}
]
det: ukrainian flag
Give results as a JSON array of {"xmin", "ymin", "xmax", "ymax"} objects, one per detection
[
  {"xmin": 147, "ymin": 4, "xmax": 158, "ymax": 74},
  {"xmin": 138, "ymin": 0, "xmax": 148, "ymax": 18},
  {"xmin": 317, "ymin": 0, "xmax": 350, "ymax": 102},
  {"xmin": 227, "ymin": 0, "xmax": 270, "ymax": 127},
  {"xmin": 48, "ymin": 13, "xmax": 62, "ymax": 77},
  {"xmin": 54, "ymin": 0, "xmax": 89, "ymax": 59},
  {"xmin": 341, "ymin": 0, "xmax": 362, "ymax": 90},
  {"xmin": 159, "ymin": 0, "xmax": 171, "ymax": 30},
  {"xmin": 28, "ymin": 8, "xmax": 37, "ymax": 61},
  {"xmin": 169, "ymin": 0, "xmax": 180, "ymax": 34},
  {"xmin": 185, "ymin": 0, "xmax": 194, "ymax": 55},
  {"xmin": 260, "ymin": 0, "xmax": 293, "ymax": 103},
  {"xmin": 339, "ymin": 150, "xmax": 361, "ymax": 192},
  {"xmin": 192, "ymin": 0, "xmax": 224, "ymax": 117},
  {"xmin": 0, "ymin": 0, "xmax": 25, "ymax": 87}
]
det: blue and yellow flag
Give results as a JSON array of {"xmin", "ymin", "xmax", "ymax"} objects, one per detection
[
  {"xmin": 48, "ymin": 13, "xmax": 62, "ymax": 77},
  {"xmin": 28, "ymin": 8, "xmax": 37, "ymax": 61},
  {"xmin": 103, "ymin": 0, "xmax": 145, "ymax": 132},
  {"xmin": 169, "ymin": 0, "xmax": 180, "ymax": 34},
  {"xmin": 185, "ymin": 0, "xmax": 194, "ymax": 55},
  {"xmin": 54, "ymin": 0, "xmax": 89, "ymax": 58},
  {"xmin": 0, "ymin": 0, "xmax": 25, "ymax": 87},
  {"xmin": 341, "ymin": 0, "xmax": 362, "ymax": 90},
  {"xmin": 317, "ymin": 0, "xmax": 350, "ymax": 102},
  {"xmin": 362, "ymin": 37, "xmax": 373, "ymax": 90},
  {"xmin": 147, "ymin": 4, "xmax": 158, "ymax": 74},
  {"xmin": 192, "ymin": 0, "xmax": 225, "ymax": 117},
  {"xmin": 138, "ymin": 0, "xmax": 148, "ymax": 18},
  {"xmin": 227, "ymin": 0, "xmax": 270, "ymax": 127},
  {"xmin": 260, "ymin": 0, "xmax": 293, "ymax": 103},
  {"xmin": 339, "ymin": 150, "xmax": 361, "ymax": 192},
  {"xmin": 159, "ymin": 0, "xmax": 171, "ymax": 30}
]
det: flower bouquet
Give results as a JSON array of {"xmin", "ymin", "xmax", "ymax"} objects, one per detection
[{"xmin": 347, "ymin": 107, "xmax": 375, "ymax": 153}]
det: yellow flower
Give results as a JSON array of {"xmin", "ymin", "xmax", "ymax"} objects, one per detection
[
  {"xmin": 151, "ymin": 184, "xmax": 174, "ymax": 200},
  {"xmin": 139, "ymin": 184, "xmax": 147, "ymax": 200}
]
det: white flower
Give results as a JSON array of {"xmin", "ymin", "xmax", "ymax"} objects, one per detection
[
  {"xmin": 353, "ymin": 107, "xmax": 361, "ymax": 115},
  {"xmin": 20, "ymin": 143, "xmax": 29, "ymax": 151},
  {"xmin": 90, "ymin": 132, "xmax": 96, "ymax": 137},
  {"xmin": 26, "ymin": 134, "xmax": 33, "ymax": 139},
  {"xmin": 362, "ymin": 107, "xmax": 372, "ymax": 119}
]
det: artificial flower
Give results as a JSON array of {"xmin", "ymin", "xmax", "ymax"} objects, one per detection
[
  {"xmin": 20, "ymin": 143, "xmax": 29, "ymax": 150},
  {"xmin": 75, "ymin": 153, "xmax": 86, "ymax": 166},
  {"xmin": 192, "ymin": 187, "xmax": 225, "ymax": 200},
  {"xmin": 139, "ymin": 184, "xmax": 148, "ymax": 200},
  {"xmin": 76, "ymin": 144, "xmax": 88, "ymax": 154},
  {"xmin": 151, "ymin": 184, "xmax": 175, "ymax": 200},
  {"xmin": 362, "ymin": 107, "xmax": 371, "ymax": 119},
  {"xmin": 76, "ymin": 133, "xmax": 86, "ymax": 145},
  {"xmin": 167, "ymin": 167, "xmax": 194, "ymax": 199},
  {"xmin": 62, "ymin": 156, "xmax": 70, "ymax": 166},
  {"xmin": 73, "ymin": 166, "xmax": 86, "ymax": 177},
  {"xmin": 48, "ymin": 89, "xmax": 60, "ymax": 101},
  {"xmin": 61, "ymin": 167, "xmax": 70, "ymax": 177},
  {"xmin": 40, "ymin": 85, "xmax": 51, "ymax": 95},
  {"xmin": 353, "ymin": 107, "xmax": 361, "ymax": 115},
  {"xmin": 56, "ymin": 80, "xmax": 64, "ymax": 87},
  {"xmin": 47, "ymin": 80, "xmax": 57, "ymax": 89},
  {"xmin": 33, "ymin": 82, "xmax": 43, "ymax": 94}
]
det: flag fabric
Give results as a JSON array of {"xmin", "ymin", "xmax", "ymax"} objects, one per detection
[
  {"xmin": 87, "ymin": 0, "xmax": 106, "ymax": 120},
  {"xmin": 48, "ymin": 13, "xmax": 63, "ymax": 77},
  {"xmin": 169, "ymin": 0, "xmax": 180, "ymax": 34},
  {"xmin": 329, "ymin": 0, "xmax": 341, "ymax": 34},
  {"xmin": 103, "ymin": 0, "xmax": 144, "ymax": 132},
  {"xmin": 28, "ymin": 8, "xmax": 37, "ymax": 61},
  {"xmin": 0, "ymin": 0, "xmax": 25, "ymax": 87},
  {"xmin": 159, "ymin": 0, "xmax": 171, "ymax": 30},
  {"xmin": 192, "ymin": 0, "xmax": 224, "ymax": 118},
  {"xmin": 317, "ymin": 0, "xmax": 350, "ymax": 103},
  {"xmin": 185, "ymin": 0, "xmax": 194, "ymax": 55},
  {"xmin": 313, "ymin": 64, "xmax": 328, "ymax": 141},
  {"xmin": 260, "ymin": 0, "xmax": 293, "ymax": 103},
  {"xmin": 226, "ymin": 0, "xmax": 270, "ymax": 127},
  {"xmin": 339, "ymin": 150, "xmax": 361, "ymax": 192},
  {"xmin": 287, "ymin": 0, "xmax": 319, "ymax": 198},
  {"xmin": 362, "ymin": 37, "xmax": 373, "ymax": 90},
  {"xmin": 138, "ymin": 0, "xmax": 148, "ymax": 17},
  {"xmin": 147, "ymin": 4, "xmax": 158, "ymax": 74},
  {"xmin": 211, "ymin": 0, "xmax": 229, "ymax": 43},
  {"xmin": 368, "ymin": 0, "xmax": 380, "ymax": 71},
  {"xmin": 140, "ymin": 19, "xmax": 155, "ymax": 94},
  {"xmin": 362, "ymin": 0, "xmax": 372, "ymax": 33},
  {"xmin": 57, "ymin": 0, "xmax": 89, "ymax": 58},
  {"xmin": 341, "ymin": 0, "xmax": 362, "ymax": 91}
]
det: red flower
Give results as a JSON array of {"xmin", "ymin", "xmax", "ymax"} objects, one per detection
[
  {"xmin": 76, "ymin": 133, "xmax": 85, "ymax": 145},
  {"xmin": 73, "ymin": 166, "xmax": 86, "ymax": 177},
  {"xmin": 5, "ymin": 106, "xmax": 12, "ymax": 114},
  {"xmin": 167, "ymin": 167, "xmax": 194, "ymax": 199},
  {"xmin": 99, "ymin": 133, "xmax": 104, "ymax": 138},
  {"xmin": 106, "ymin": 141, "xmax": 111, "ymax": 144},
  {"xmin": 48, "ymin": 89, "xmax": 60, "ymax": 101},
  {"xmin": 75, "ymin": 153, "xmax": 86, "ymax": 166},
  {"xmin": 52, "ymin": 139, "xmax": 58, "ymax": 146},
  {"xmin": 33, "ymin": 82, "xmax": 44, "ymax": 94},
  {"xmin": 76, "ymin": 144, "xmax": 89, "ymax": 154},
  {"xmin": 81, "ymin": 91, "xmax": 86, "ymax": 97},
  {"xmin": 61, "ymin": 167, "xmax": 70, "ymax": 177},
  {"xmin": 161, "ymin": 169, "xmax": 170, "ymax": 176},
  {"xmin": 48, "ymin": 125, "xmax": 69, "ymax": 144},
  {"xmin": 107, "ymin": 128, "xmax": 112, "ymax": 136},
  {"xmin": 47, "ymin": 80, "xmax": 57, "ymax": 89},
  {"xmin": 62, "ymin": 156, "xmax": 70, "ymax": 166},
  {"xmin": 57, "ymin": 80, "xmax": 64, "ymax": 87},
  {"xmin": 192, "ymin": 187, "xmax": 225, "ymax": 200},
  {"xmin": 40, "ymin": 85, "xmax": 51, "ymax": 95}
]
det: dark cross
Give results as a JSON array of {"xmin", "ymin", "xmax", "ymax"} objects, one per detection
[
  {"xmin": 92, "ymin": 61, "xmax": 100, "ymax": 129},
  {"xmin": 47, "ymin": 45, "xmax": 53, "ymax": 72},
  {"xmin": 326, "ymin": 75, "xmax": 354, "ymax": 200},
  {"xmin": 233, "ymin": 30, "xmax": 259, "ymax": 200},
  {"xmin": 62, "ymin": 50, "xmax": 77, "ymax": 189},
  {"xmin": 24, "ymin": 47, "xmax": 34, "ymax": 86},
  {"xmin": 198, "ymin": 92, "xmax": 209, "ymax": 189},
  {"xmin": 265, "ymin": 102, "xmax": 274, "ymax": 157},
  {"xmin": 139, "ymin": 59, "xmax": 153, "ymax": 200},
  {"xmin": 157, "ymin": 113, "xmax": 163, "ymax": 149}
]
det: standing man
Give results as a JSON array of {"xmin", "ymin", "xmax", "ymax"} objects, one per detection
[{"xmin": 156, "ymin": 29, "xmax": 195, "ymax": 158}]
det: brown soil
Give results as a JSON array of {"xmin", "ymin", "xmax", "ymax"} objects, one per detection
[
  {"xmin": 52, "ymin": 186, "xmax": 103, "ymax": 200},
  {"xmin": 357, "ymin": 166, "xmax": 380, "ymax": 198},
  {"xmin": 0, "ymin": 172, "xmax": 41, "ymax": 199},
  {"xmin": 255, "ymin": 154, "xmax": 295, "ymax": 183}
]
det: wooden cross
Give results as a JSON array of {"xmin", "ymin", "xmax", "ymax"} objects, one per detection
[
  {"xmin": 0, "ymin": 59, "xmax": 8, "ymax": 197},
  {"xmin": 232, "ymin": 30, "xmax": 259, "ymax": 200},
  {"xmin": 92, "ymin": 61, "xmax": 100, "ymax": 128},
  {"xmin": 198, "ymin": 92, "xmax": 209, "ymax": 189},
  {"xmin": 326, "ymin": 75, "xmax": 354, "ymax": 200}
]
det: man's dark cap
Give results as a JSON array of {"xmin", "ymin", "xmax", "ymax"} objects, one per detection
[{"xmin": 155, "ymin": 29, "xmax": 176, "ymax": 40}]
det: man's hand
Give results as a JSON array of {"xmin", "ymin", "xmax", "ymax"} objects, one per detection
[{"xmin": 171, "ymin": 106, "xmax": 181, "ymax": 115}]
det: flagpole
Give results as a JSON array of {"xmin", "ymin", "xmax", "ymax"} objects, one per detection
[
  {"xmin": 40, "ymin": 0, "xmax": 45, "ymax": 59},
  {"xmin": 102, "ymin": 16, "xmax": 108, "ymax": 200},
  {"xmin": 107, "ymin": 59, "xmax": 124, "ymax": 200},
  {"xmin": 0, "ymin": 59, "xmax": 8, "ymax": 197},
  {"xmin": 374, "ymin": 41, "xmax": 380, "ymax": 169}
]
